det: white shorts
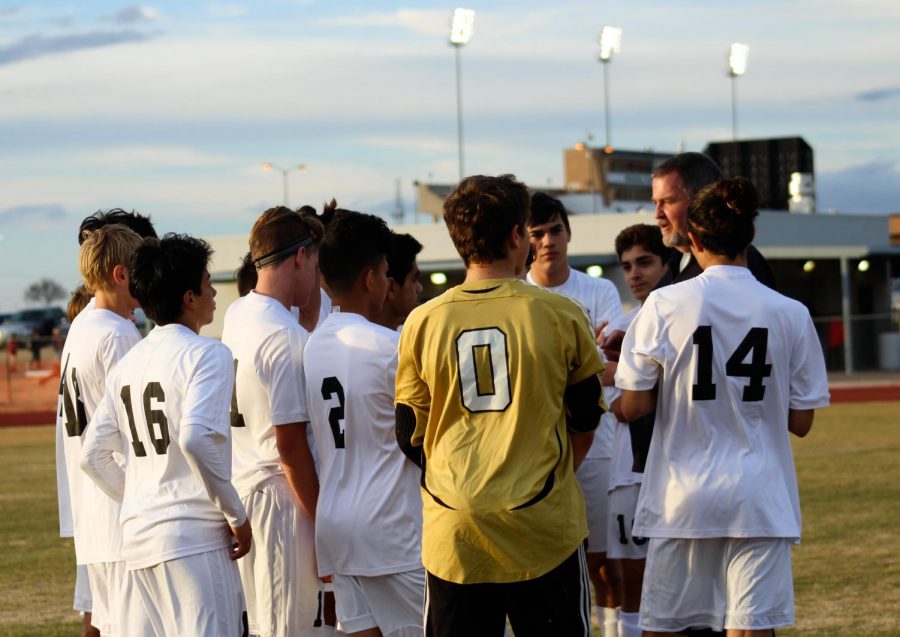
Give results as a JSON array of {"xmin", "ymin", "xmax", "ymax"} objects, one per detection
[
  {"xmin": 87, "ymin": 560, "xmax": 132, "ymax": 636},
  {"xmin": 239, "ymin": 476, "xmax": 320, "ymax": 637},
  {"xmin": 576, "ymin": 456, "xmax": 610, "ymax": 554},
  {"xmin": 333, "ymin": 569, "xmax": 425, "ymax": 637},
  {"xmin": 130, "ymin": 547, "xmax": 245, "ymax": 637},
  {"xmin": 73, "ymin": 563, "xmax": 92, "ymax": 613},
  {"xmin": 606, "ymin": 484, "xmax": 649, "ymax": 560},
  {"xmin": 640, "ymin": 537, "xmax": 795, "ymax": 632}
]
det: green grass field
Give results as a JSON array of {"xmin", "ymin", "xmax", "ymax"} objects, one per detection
[{"xmin": 1, "ymin": 403, "xmax": 898, "ymax": 636}]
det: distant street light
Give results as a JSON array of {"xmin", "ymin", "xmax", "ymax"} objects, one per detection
[
  {"xmin": 262, "ymin": 162, "xmax": 308, "ymax": 207},
  {"xmin": 598, "ymin": 26, "xmax": 622, "ymax": 149},
  {"xmin": 728, "ymin": 43, "xmax": 750, "ymax": 141},
  {"xmin": 450, "ymin": 8, "xmax": 475, "ymax": 181}
]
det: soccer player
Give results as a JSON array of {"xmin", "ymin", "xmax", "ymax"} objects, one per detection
[
  {"xmin": 221, "ymin": 207, "xmax": 324, "ymax": 637},
  {"xmin": 56, "ymin": 224, "xmax": 144, "ymax": 636},
  {"xmin": 615, "ymin": 178, "xmax": 830, "ymax": 636},
  {"xmin": 304, "ymin": 211, "xmax": 425, "ymax": 637},
  {"xmin": 372, "ymin": 232, "xmax": 423, "ymax": 330},
  {"xmin": 57, "ymin": 208, "xmax": 156, "ymax": 637},
  {"xmin": 526, "ymin": 192, "xmax": 622, "ymax": 636},
  {"xmin": 602, "ymin": 224, "xmax": 671, "ymax": 637},
  {"xmin": 395, "ymin": 174, "xmax": 605, "ymax": 637},
  {"xmin": 81, "ymin": 233, "xmax": 251, "ymax": 636}
]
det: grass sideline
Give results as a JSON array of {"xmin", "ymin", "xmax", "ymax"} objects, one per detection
[{"xmin": 1, "ymin": 403, "xmax": 898, "ymax": 636}]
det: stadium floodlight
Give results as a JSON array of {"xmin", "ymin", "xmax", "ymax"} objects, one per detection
[
  {"xmin": 430, "ymin": 272, "xmax": 448, "ymax": 286},
  {"xmin": 598, "ymin": 26, "xmax": 622, "ymax": 148},
  {"xmin": 262, "ymin": 162, "xmax": 308, "ymax": 207},
  {"xmin": 449, "ymin": 8, "xmax": 475, "ymax": 45},
  {"xmin": 728, "ymin": 42, "xmax": 750, "ymax": 140},
  {"xmin": 449, "ymin": 8, "xmax": 475, "ymax": 181}
]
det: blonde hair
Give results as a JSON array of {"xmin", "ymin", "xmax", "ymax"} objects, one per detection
[{"xmin": 78, "ymin": 224, "xmax": 144, "ymax": 293}]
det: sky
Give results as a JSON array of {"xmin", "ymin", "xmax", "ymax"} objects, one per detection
[{"xmin": 1, "ymin": 0, "xmax": 899, "ymax": 312}]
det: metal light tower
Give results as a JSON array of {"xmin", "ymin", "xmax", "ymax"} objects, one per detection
[
  {"xmin": 598, "ymin": 26, "xmax": 622, "ymax": 149},
  {"xmin": 728, "ymin": 43, "xmax": 749, "ymax": 141},
  {"xmin": 262, "ymin": 162, "xmax": 307, "ymax": 207},
  {"xmin": 450, "ymin": 8, "xmax": 475, "ymax": 181}
]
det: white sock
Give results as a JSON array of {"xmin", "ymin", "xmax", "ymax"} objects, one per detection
[
  {"xmin": 595, "ymin": 606, "xmax": 619, "ymax": 637},
  {"xmin": 618, "ymin": 610, "xmax": 641, "ymax": 637}
]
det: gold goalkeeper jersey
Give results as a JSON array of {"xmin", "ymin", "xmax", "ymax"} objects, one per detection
[{"xmin": 396, "ymin": 278, "xmax": 604, "ymax": 584}]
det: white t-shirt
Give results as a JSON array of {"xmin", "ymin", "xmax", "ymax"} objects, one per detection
[
  {"xmin": 615, "ymin": 265, "xmax": 830, "ymax": 540},
  {"xmin": 84, "ymin": 324, "xmax": 239, "ymax": 569},
  {"xmin": 56, "ymin": 307, "xmax": 141, "ymax": 563},
  {"xmin": 526, "ymin": 267, "xmax": 622, "ymax": 458},
  {"xmin": 607, "ymin": 307, "xmax": 643, "ymax": 491},
  {"xmin": 303, "ymin": 311, "xmax": 422, "ymax": 577},
  {"xmin": 222, "ymin": 292, "xmax": 311, "ymax": 497}
]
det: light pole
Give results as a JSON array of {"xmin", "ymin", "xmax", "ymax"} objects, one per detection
[
  {"xmin": 728, "ymin": 43, "xmax": 749, "ymax": 141},
  {"xmin": 262, "ymin": 162, "xmax": 307, "ymax": 207},
  {"xmin": 598, "ymin": 26, "xmax": 622, "ymax": 150},
  {"xmin": 449, "ymin": 8, "xmax": 475, "ymax": 182}
]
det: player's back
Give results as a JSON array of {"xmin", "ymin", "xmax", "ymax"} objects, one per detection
[
  {"xmin": 304, "ymin": 311, "xmax": 422, "ymax": 577},
  {"xmin": 57, "ymin": 307, "xmax": 140, "ymax": 564},
  {"xmin": 628, "ymin": 265, "xmax": 828, "ymax": 539},
  {"xmin": 397, "ymin": 277, "xmax": 604, "ymax": 582},
  {"xmin": 221, "ymin": 291, "xmax": 309, "ymax": 496},
  {"xmin": 104, "ymin": 323, "xmax": 234, "ymax": 569}
]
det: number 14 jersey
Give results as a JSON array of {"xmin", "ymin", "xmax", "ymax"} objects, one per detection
[{"xmin": 615, "ymin": 265, "xmax": 830, "ymax": 540}]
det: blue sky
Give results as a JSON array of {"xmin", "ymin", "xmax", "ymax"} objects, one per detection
[{"xmin": 1, "ymin": 0, "xmax": 899, "ymax": 312}]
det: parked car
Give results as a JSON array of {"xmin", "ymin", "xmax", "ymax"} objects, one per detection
[{"xmin": 0, "ymin": 307, "xmax": 68, "ymax": 347}]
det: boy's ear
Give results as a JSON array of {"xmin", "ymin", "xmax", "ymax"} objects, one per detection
[
  {"xmin": 112, "ymin": 264, "xmax": 128, "ymax": 287},
  {"xmin": 687, "ymin": 231, "xmax": 703, "ymax": 254},
  {"xmin": 182, "ymin": 288, "xmax": 196, "ymax": 311},
  {"xmin": 385, "ymin": 277, "xmax": 398, "ymax": 301}
]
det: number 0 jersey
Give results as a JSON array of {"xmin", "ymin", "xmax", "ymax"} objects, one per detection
[
  {"xmin": 87, "ymin": 324, "xmax": 238, "ymax": 569},
  {"xmin": 395, "ymin": 278, "xmax": 605, "ymax": 584},
  {"xmin": 615, "ymin": 265, "xmax": 830, "ymax": 540},
  {"xmin": 304, "ymin": 311, "xmax": 422, "ymax": 578},
  {"xmin": 56, "ymin": 307, "xmax": 141, "ymax": 564}
]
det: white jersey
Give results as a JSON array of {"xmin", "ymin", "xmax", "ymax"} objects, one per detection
[
  {"xmin": 86, "ymin": 324, "xmax": 238, "ymax": 569},
  {"xmin": 304, "ymin": 311, "xmax": 422, "ymax": 577},
  {"xmin": 608, "ymin": 307, "xmax": 643, "ymax": 491},
  {"xmin": 221, "ymin": 291, "xmax": 311, "ymax": 497},
  {"xmin": 56, "ymin": 307, "xmax": 141, "ymax": 563},
  {"xmin": 526, "ymin": 267, "xmax": 622, "ymax": 458},
  {"xmin": 615, "ymin": 265, "xmax": 830, "ymax": 539}
]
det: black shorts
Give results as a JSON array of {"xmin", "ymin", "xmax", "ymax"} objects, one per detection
[{"xmin": 425, "ymin": 544, "xmax": 591, "ymax": 637}]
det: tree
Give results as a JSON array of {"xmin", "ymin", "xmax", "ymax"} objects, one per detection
[{"xmin": 24, "ymin": 278, "xmax": 67, "ymax": 305}]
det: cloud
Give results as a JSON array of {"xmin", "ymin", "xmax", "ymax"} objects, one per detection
[
  {"xmin": 0, "ymin": 204, "xmax": 67, "ymax": 227},
  {"xmin": 817, "ymin": 160, "xmax": 900, "ymax": 214},
  {"xmin": 109, "ymin": 5, "xmax": 161, "ymax": 24},
  {"xmin": 855, "ymin": 86, "xmax": 900, "ymax": 102},
  {"xmin": 0, "ymin": 5, "xmax": 22, "ymax": 18},
  {"xmin": 73, "ymin": 145, "xmax": 236, "ymax": 168},
  {"xmin": 0, "ymin": 30, "xmax": 156, "ymax": 66},
  {"xmin": 317, "ymin": 10, "xmax": 448, "ymax": 37}
]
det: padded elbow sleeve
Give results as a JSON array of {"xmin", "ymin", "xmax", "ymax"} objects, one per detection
[
  {"xmin": 565, "ymin": 375, "xmax": 604, "ymax": 434},
  {"xmin": 395, "ymin": 404, "xmax": 424, "ymax": 469}
]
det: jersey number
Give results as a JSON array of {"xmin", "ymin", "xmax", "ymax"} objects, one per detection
[
  {"xmin": 456, "ymin": 328, "xmax": 511, "ymax": 412},
  {"xmin": 321, "ymin": 377, "xmax": 345, "ymax": 449},
  {"xmin": 616, "ymin": 514, "xmax": 648, "ymax": 546},
  {"xmin": 692, "ymin": 326, "xmax": 772, "ymax": 402},
  {"xmin": 59, "ymin": 354, "xmax": 88, "ymax": 437},
  {"xmin": 121, "ymin": 383, "xmax": 170, "ymax": 457}
]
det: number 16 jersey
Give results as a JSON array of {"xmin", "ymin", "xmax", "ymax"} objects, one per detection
[{"xmin": 615, "ymin": 265, "xmax": 830, "ymax": 541}]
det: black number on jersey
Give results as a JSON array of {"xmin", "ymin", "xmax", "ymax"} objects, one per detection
[
  {"xmin": 320, "ymin": 377, "xmax": 346, "ymax": 449},
  {"xmin": 692, "ymin": 326, "xmax": 772, "ymax": 402},
  {"xmin": 230, "ymin": 359, "xmax": 245, "ymax": 427},
  {"xmin": 59, "ymin": 354, "xmax": 88, "ymax": 437},
  {"xmin": 121, "ymin": 382, "xmax": 171, "ymax": 457},
  {"xmin": 616, "ymin": 514, "xmax": 648, "ymax": 546}
]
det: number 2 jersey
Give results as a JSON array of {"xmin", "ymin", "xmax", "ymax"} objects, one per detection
[
  {"xmin": 304, "ymin": 311, "xmax": 422, "ymax": 578},
  {"xmin": 86, "ymin": 324, "xmax": 241, "ymax": 569},
  {"xmin": 615, "ymin": 265, "xmax": 830, "ymax": 540},
  {"xmin": 56, "ymin": 307, "xmax": 141, "ymax": 564},
  {"xmin": 395, "ymin": 278, "xmax": 604, "ymax": 584}
]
